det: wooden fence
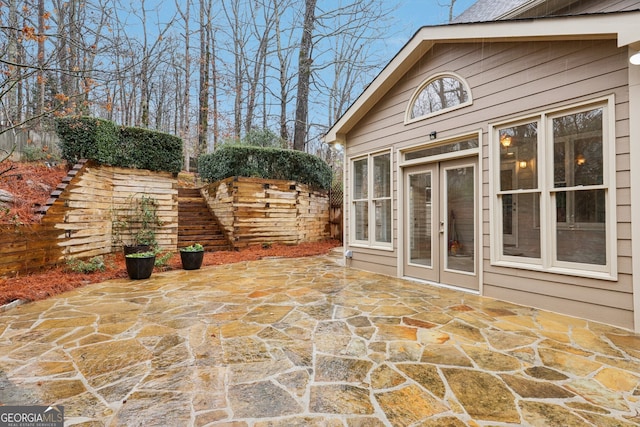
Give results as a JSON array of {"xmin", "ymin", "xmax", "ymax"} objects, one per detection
[
  {"xmin": 202, "ymin": 176, "xmax": 330, "ymax": 248},
  {"xmin": 0, "ymin": 161, "xmax": 178, "ymax": 277}
]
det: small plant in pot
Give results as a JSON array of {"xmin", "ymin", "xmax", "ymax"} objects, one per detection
[
  {"xmin": 112, "ymin": 194, "xmax": 163, "ymax": 255},
  {"xmin": 125, "ymin": 250, "xmax": 156, "ymax": 280},
  {"xmin": 179, "ymin": 243, "xmax": 205, "ymax": 270}
]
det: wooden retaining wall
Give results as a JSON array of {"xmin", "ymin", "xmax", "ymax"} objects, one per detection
[
  {"xmin": 0, "ymin": 162, "xmax": 178, "ymax": 277},
  {"xmin": 202, "ymin": 176, "xmax": 329, "ymax": 248}
]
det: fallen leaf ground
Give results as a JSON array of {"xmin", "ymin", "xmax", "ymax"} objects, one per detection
[{"xmin": 0, "ymin": 160, "xmax": 68, "ymax": 224}]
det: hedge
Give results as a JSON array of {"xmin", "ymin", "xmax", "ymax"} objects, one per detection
[
  {"xmin": 198, "ymin": 145, "xmax": 332, "ymax": 190},
  {"xmin": 55, "ymin": 116, "xmax": 183, "ymax": 173}
]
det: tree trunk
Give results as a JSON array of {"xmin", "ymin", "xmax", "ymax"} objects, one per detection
[{"xmin": 293, "ymin": 0, "xmax": 317, "ymax": 152}]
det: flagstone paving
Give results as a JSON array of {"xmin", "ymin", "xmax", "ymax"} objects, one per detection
[{"xmin": 1, "ymin": 253, "xmax": 640, "ymax": 426}]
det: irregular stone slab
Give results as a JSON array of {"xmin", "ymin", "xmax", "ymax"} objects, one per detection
[
  {"xmin": 244, "ymin": 305, "xmax": 294, "ymax": 324},
  {"xmin": 374, "ymin": 384, "xmax": 448, "ymax": 425},
  {"xmin": 315, "ymin": 355, "xmax": 372, "ymax": 383},
  {"xmin": 112, "ymin": 390, "xmax": 193, "ymax": 426},
  {"xmin": 371, "ymin": 305, "xmax": 417, "ymax": 317},
  {"xmin": 277, "ymin": 369, "xmax": 310, "ymax": 397},
  {"xmin": 500, "ymin": 374, "xmax": 574, "ymax": 398},
  {"xmin": 375, "ymin": 324, "xmax": 417, "ymax": 341},
  {"xmin": 255, "ymin": 416, "xmax": 344, "ymax": 426},
  {"xmin": 37, "ymin": 379, "xmax": 87, "ymax": 402},
  {"xmin": 310, "ymin": 384, "xmax": 373, "ymax": 415},
  {"xmin": 606, "ymin": 333, "xmax": 640, "ymax": 359},
  {"xmin": 538, "ymin": 348, "xmax": 602, "ymax": 376},
  {"xmin": 594, "ymin": 367, "xmax": 640, "ymax": 392},
  {"xmin": 396, "ymin": 363, "xmax": 446, "ymax": 398},
  {"xmin": 571, "ymin": 328, "xmax": 623, "ymax": 357},
  {"xmin": 419, "ymin": 416, "xmax": 467, "ymax": 427},
  {"xmin": 579, "ymin": 412, "xmax": 640, "ymax": 427},
  {"xmin": 520, "ymin": 401, "xmax": 593, "ymax": 426},
  {"xmin": 370, "ymin": 364, "xmax": 405, "ymax": 390},
  {"xmin": 402, "ymin": 316, "xmax": 437, "ymax": 329},
  {"xmin": 229, "ymin": 359, "xmax": 294, "ymax": 384},
  {"xmin": 421, "ymin": 345, "xmax": 472, "ymax": 367},
  {"xmin": 388, "ymin": 341, "xmax": 423, "ymax": 362},
  {"xmin": 220, "ymin": 320, "xmax": 264, "ymax": 338},
  {"xmin": 525, "ymin": 366, "xmax": 569, "ymax": 381},
  {"xmin": 564, "ymin": 379, "xmax": 630, "ymax": 411},
  {"xmin": 346, "ymin": 316, "xmax": 372, "ymax": 328},
  {"xmin": 441, "ymin": 320, "xmax": 484, "ymax": 343},
  {"xmin": 230, "ymin": 381, "xmax": 302, "ymax": 418},
  {"xmin": 345, "ymin": 417, "xmax": 387, "ymax": 427},
  {"xmin": 222, "ymin": 336, "xmax": 271, "ymax": 364},
  {"xmin": 442, "ymin": 368, "xmax": 519, "ymax": 423},
  {"xmin": 484, "ymin": 329, "xmax": 537, "ymax": 350},
  {"xmin": 69, "ymin": 338, "xmax": 152, "ymax": 378},
  {"xmin": 461, "ymin": 345, "xmax": 521, "ymax": 372}
]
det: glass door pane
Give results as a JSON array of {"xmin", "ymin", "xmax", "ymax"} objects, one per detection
[
  {"xmin": 445, "ymin": 166, "xmax": 475, "ymax": 273},
  {"xmin": 408, "ymin": 172, "xmax": 432, "ymax": 266}
]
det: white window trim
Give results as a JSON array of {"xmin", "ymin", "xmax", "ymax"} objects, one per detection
[
  {"xmin": 405, "ymin": 71, "xmax": 473, "ymax": 125},
  {"xmin": 350, "ymin": 150, "xmax": 393, "ymax": 250},
  {"xmin": 489, "ymin": 96, "xmax": 617, "ymax": 280}
]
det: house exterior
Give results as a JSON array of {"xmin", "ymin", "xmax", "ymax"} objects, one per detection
[{"xmin": 325, "ymin": 0, "xmax": 640, "ymax": 332}]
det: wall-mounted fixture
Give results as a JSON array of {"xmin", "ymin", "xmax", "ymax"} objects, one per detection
[
  {"xmin": 500, "ymin": 135, "xmax": 512, "ymax": 148},
  {"xmin": 631, "ymin": 52, "xmax": 640, "ymax": 65},
  {"xmin": 519, "ymin": 160, "xmax": 528, "ymax": 169},
  {"xmin": 429, "ymin": 131, "xmax": 437, "ymax": 140},
  {"xmin": 576, "ymin": 154, "xmax": 586, "ymax": 166}
]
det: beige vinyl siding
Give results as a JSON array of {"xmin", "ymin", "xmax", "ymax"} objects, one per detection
[{"xmin": 344, "ymin": 37, "xmax": 633, "ymax": 329}]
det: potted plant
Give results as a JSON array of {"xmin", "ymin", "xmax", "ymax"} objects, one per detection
[
  {"xmin": 125, "ymin": 250, "xmax": 156, "ymax": 279},
  {"xmin": 112, "ymin": 195, "xmax": 163, "ymax": 255},
  {"xmin": 179, "ymin": 243, "xmax": 205, "ymax": 270}
]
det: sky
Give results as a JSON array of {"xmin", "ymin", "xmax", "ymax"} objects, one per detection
[{"xmin": 376, "ymin": 0, "xmax": 477, "ymax": 61}]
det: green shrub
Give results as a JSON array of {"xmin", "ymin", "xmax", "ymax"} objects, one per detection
[
  {"xmin": 55, "ymin": 116, "xmax": 183, "ymax": 173},
  {"xmin": 56, "ymin": 116, "xmax": 120, "ymax": 165},
  {"xmin": 65, "ymin": 256, "xmax": 106, "ymax": 273},
  {"xmin": 198, "ymin": 145, "xmax": 332, "ymax": 190}
]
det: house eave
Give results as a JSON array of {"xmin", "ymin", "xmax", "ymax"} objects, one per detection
[{"xmin": 324, "ymin": 11, "xmax": 640, "ymax": 145}]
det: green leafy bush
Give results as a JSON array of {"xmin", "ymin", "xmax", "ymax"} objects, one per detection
[
  {"xmin": 56, "ymin": 116, "xmax": 120, "ymax": 165},
  {"xmin": 55, "ymin": 117, "xmax": 183, "ymax": 173},
  {"xmin": 65, "ymin": 256, "xmax": 106, "ymax": 273},
  {"xmin": 180, "ymin": 243, "xmax": 204, "ymax": 252},
  {"xmin": 198, "ymin": 145, "xmax": 332, "ymax": 190}
]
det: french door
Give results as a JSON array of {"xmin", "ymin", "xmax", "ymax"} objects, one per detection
[{"xmin": 404, "ymin": 157, "xmax": 478, "ymax": 291}]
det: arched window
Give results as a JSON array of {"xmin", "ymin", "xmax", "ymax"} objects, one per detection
[{"xmin": 406, "ymin": 72, "xmax": 472, "ymax": 122}]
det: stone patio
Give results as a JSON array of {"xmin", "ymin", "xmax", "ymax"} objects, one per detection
[{"xmin": 1, "ymin": 252, "xmax": 639, "ymax": 426}]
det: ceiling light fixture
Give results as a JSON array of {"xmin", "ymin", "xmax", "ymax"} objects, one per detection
[{"xmin": 631, "ymin": 52, "xmax": 640, "ymax": 66}]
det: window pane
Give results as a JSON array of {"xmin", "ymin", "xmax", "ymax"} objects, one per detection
[
  {"xmin": 354, "ymin": 201, "xmax": 368, "ymax": 240},
  {"xmin": 499, "ymin": 123, "xmax": 537, "ymax": 190},
  {"xmin": 446, "ymin": 166, "xmax": 474, "ymax": 273},
  {"xmin": 553, "ymin": 108, "xmax": 603, "ymax": 188},
  {"xmin": 373, "ymin": 153, "xmax": 391, "ymax": 198},
  {"xmin": 353, "ymin": 158, "xmax": 367, "ymax": 199},
  {"xmin": 556, "ymin": 189, "xmax": 606, "ymax": 265},
  {"xmin": 405, "ymin": 138, "xmax": 479, "ymax": 161},
  {"xmin": 409, "ymin": 173, "xmax": 432, "ymax": 266},
  {"xmin": 411, "ymin": 76, "xmax": 469, "ymax": 118},
  {"xmin": 502, "ymin": 193, "xmax": 540, "ymax": 258},
  {"xmin": 375, "ymin": 199, "xmax": 392, "ymax": 243}
]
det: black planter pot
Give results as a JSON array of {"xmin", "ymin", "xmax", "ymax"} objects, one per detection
[
  {"xmin": 125, "ymin": 255, "xmax": 155, "ymax": 279},
  {"xmin": 180, "ymin": 250, "xmax": 204, "ymax": 270},
  {"xmin": 123, "ymin": 245, "xmax": 151, "ymax": 256}
]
